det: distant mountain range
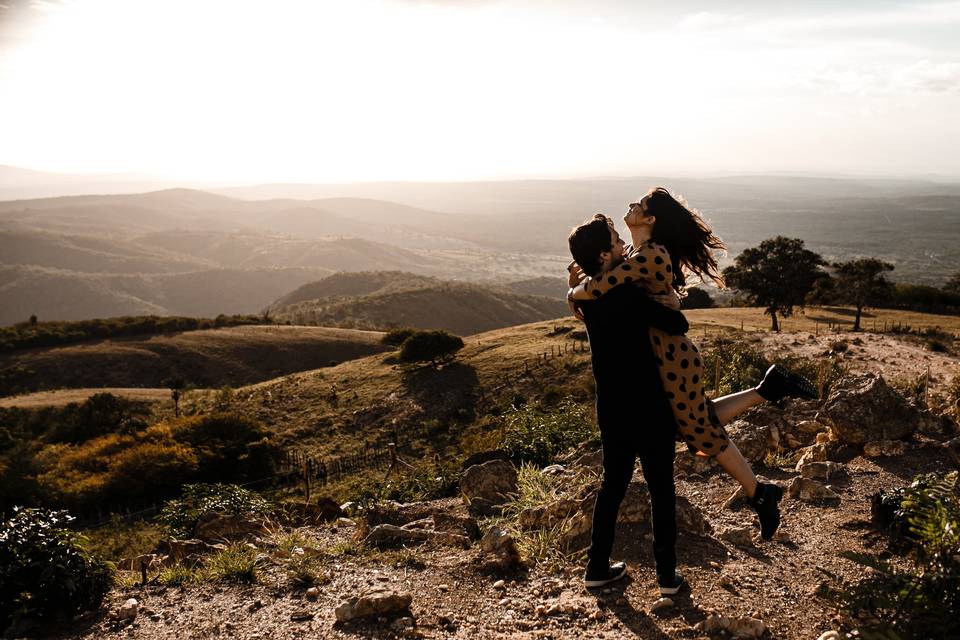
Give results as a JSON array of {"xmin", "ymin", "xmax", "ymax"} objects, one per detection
[
  {"xmin": 1, "ymin": 171, "xmax": 958, "ymax": 326},
  {"xmin": 267, "ymin": 271, "xmax": 568, "ymax": 336}
]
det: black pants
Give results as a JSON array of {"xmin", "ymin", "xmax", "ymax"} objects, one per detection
[{"xmin": 587, "ymin": 414, "xmax": 677, "ymax": 579}]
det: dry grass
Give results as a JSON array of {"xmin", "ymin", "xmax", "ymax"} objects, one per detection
[{"xmin": 686, "ymin": 305, "xmax": 960, "ymax": 335}]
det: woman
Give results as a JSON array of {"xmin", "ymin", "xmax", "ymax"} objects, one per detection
[{"xmin": 568, "ymin": 187, "xmax": 818, "ymax": 540}]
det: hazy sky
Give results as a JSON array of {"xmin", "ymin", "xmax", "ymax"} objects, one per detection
[{"xmin": 1, "ymin": 0, "xmax": 959, "ymax": 182}]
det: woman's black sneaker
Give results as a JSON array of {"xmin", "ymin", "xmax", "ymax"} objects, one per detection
[
  {"xmin": 749, "ymin": 482, "xmax": 784, "ymax": 540},
  {"xmin": 584, "ymin": 561, "xmax": 628, "ymax": 588},
  {"xmin": 657, "ymin": 572, "xmax": 686, "ymax": 596},
  {"xmin": 756, "ymin": 364, "xmax": 819, "ymax": 403}
]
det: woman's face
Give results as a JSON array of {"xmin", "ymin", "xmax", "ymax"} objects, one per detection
[{"xmin": 624, "ymin": 195, "xmax": 654, "ymax": 229}]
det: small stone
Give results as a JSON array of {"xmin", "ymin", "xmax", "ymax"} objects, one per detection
[
  {"xmin": 817, "ymin": 632, "xmax": 842, "ymax": 640},
  {"xmin": 118, "ymin": 598, "xmax": 139, "ymax": 622},
  {"xmin": 290, "ymin": 611, "xmax": 314, "ymax": 622},
  {"xmin": 248, "ymin": 599, "xmax": 264, "ymax": 612},
  {"xmin": 438, "ymin": 583, "xmax": 449, "ymax": 592},
  {"xmin": 305, "ymin": 587, "xmax": 319, "ymax": 600},
  {"xmin": 719, "ymin": 526, "xmax": 755, "ymax": 547},
  {"xmin": 498, "ymin": 598, "xmax": 510, "ymax": 606},
  {"xmin": 650, "ymin": 597, "xmax": 673, "ymax": 612},
  {"xmin": 493, "ymin": 579, "xmax": 506, "ymax": 590}
]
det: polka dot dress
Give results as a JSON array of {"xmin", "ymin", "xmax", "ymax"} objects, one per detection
[{"xmin": 575, "ymin": 241, "xmax": 729, "ymax": 457}]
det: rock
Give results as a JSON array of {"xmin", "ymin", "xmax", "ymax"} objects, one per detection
[
  {"xmin": 541, "ymin": 464, "xmax": 567, "ymax": 476},
  {"xmin": 336, "ymin": 517, "xmax": 356, "ymax": 527},
  {"xmin": 493, "ymin": 579, "xmax": 506, "ymax": 590},
  {"xmin": 817, "ymin": 632, "xmax": 842, "ymax": 640},
  {"xmin": 517, "ymin": 498, "xmax": 579, "ymax": 530},
  {"xmin": 823, "ymin": 374, "xmax": 922, "ymax": 444},
  {"xmin": 364, "ymin": 524, "xmax": 469, "ymax": 549},
  {"xmin": 118, "ymin": 598, "xmax": 139, "ymax": 622},
  {"xmin": 915, "ymin": 407, "xmax": 957, "ymax": 436},
  {"xmin": 362, "ymin": 501, "xmax": 478, "ymax": 539},
  {"xmin": 798, "ymin": 460, "xmax": 844, "ymax": 482},
  {"xmin": 480, "ymin": 526, "xmax": 524, "ymax": 570},
  {"xmin": 193, "ymin": 511, "xmax": 272, "ymax": 542},
  {"xmin": 719, "ymin": 527, "xmax": 754, "ymax": 547},
  {"xmin": 675, "ymin": 450, "xmax": 718, "ymax": 476},
  {"xmin": 334, "ymin": 587, "xmax": 413, "ymax": 623},
  {"xmin": 285, "ymin": 498, "xmax": 343, "ymax": 525},
  {"xmin": 863, "ymin": 439, "xmax": 909, "ymax": 458},
  {"xmin": 460, "ymin": 449, "xmax": 510, "ymax": 471},
  {"xmin": 117, "ymin": 553, "xmax": 163, "ymax": 572},
  {"xmin": 305, "ymin": 587, "xmax": 319, "ymax": 601},
  {"xmin": 542, "ymin": 590, "xmax": 592, "ymax": 616},
  {"xmin": 154, "ymin": 538, "xmax": 224, "ymax": 564},
  {"xmin": 460, "ymin": 459, "xmax": 518, "ymax": 516},
  {"xmin": 570, "ymin": 449, "xmax": 603, "ymax": 472},
  {"xmin": 249, "ymin": 599, "xmax": 264, "ymax": 612},
  {"xmin": 695, "ymin": 614, "xmax": 766, "ymax": 638},
  {"xmin": 725, "ymin": 420, "xmax": 772, "ymax": 462},
  {"xmin": 391, "ymin": 616, "xmax": 416, "ymax": 632},
  {"xmin": 650, "ymin": 597, "xmax": 673, "ymax": 612},
  {"xmin": 946, "ymin": 437, "xmax": 960, "ymax": 466},
  {"xmin": 788, "ymin": 477, "xmax": 840, "ymax": 503},
  {"xmin": 796, "ymin": 420, "xmax": 828, "ymax": 437}
]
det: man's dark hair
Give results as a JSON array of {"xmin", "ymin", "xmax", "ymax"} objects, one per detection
[{"xmin": 568, "ymin": 214, "xmax": 614, "ymax": 278}]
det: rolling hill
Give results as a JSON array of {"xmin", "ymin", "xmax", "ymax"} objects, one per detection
[
  {"xmin": 267, "ymin": 271, "xmax": 569, "ymax": 336},
  {"xmin": 0, "ymin": 324, "xmax": 391, "ymax": 398}
]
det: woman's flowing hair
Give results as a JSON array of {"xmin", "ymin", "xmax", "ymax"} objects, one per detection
[{"xmin": 645, "ymin": 186, "xmax": 726, "ymax": 288}]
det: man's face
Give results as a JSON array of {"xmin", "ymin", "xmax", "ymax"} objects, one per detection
[{"xmin": 599, "ymin": 226, "xmax": 625, "ymax": 272}]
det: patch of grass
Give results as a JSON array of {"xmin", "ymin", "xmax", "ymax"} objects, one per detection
[
  {"xmin": 286, "ymin": 555, "xmax": 325, "ymax": 589},
  {"xmin": 158, "ymin": 564, "xmax": 201, "ymax": 587},
  {"xmin": 326, "ymin": 540, "xmax": 368, "ymax": 558},
  {"xmin": 763, "ymin": 447, "xmax": 801, "ymax": 470},
  {"xmin": 81, "ymin": 517, "xmax": 164, "ymax": 562},
  {"xmin": 500, "ymin": 398, "xmax": 596, "ymax": 467},
  {"xmin": 203, "ymin": 543, "xmax": 258, "ymax": 584}
]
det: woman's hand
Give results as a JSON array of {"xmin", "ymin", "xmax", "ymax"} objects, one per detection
[{"xmin": 567, "ymin": 261, "xmax": 584, "ymax": 288}]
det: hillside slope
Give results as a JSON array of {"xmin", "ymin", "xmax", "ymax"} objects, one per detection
[
  {"xmin": 267, "ymin": 271, "xmax": 568, "ymax": 335},
  {"xmin": 0, "ymin": 325, "xmax": 390, "ymax": 397}
]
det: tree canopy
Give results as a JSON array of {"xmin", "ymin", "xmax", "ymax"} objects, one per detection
[
  {"xmin": 722, "ymin": 236, "xmax": 826, "ymax": 331},
  {"xmin": 831, "ymin": 258, "xmax": 895, "ymax": 330}
]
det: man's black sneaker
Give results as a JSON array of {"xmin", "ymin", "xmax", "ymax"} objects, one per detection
[
  {"xmin": 756, "ymin": 364, "xmax": 819, "ymax": 403},
  {"xmin": 584, "ymin": 561, "xmax": 628, "ymax": 588},
  {"xmin": 657, "ymin": 572, "xmax": 686, "ymax": 596},
  {"xmin": 749, "ymin": 482, "xmax": 784, "ymax": 540}
]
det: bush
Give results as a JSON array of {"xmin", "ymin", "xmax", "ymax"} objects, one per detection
[
  {"xmin": 0, "ymin": 508, "xmax": 113, "ymax": 634},
  {"xmin": 204, "ymin": 543, "xmax": 258, "ymax": 584},
  {"xmin": 700, "ymin": 337, "xmax": 770, "ymax": 395},
  {"xmin": 681, "ymin": 287, "xmax": 715, "ymax": 309},
  {"xmin": 381, "ymin": 327, "xmax": 417, "ymax": 346},
  {"xmin": 500, "ymin": 397, "xmax": 596, "ymax": 466},
  {"xmin": 157, "ymin": 483, "xmax": 273, "ymax": 539},
  {"xmin": 398, "ymin": 330, "xmax": 464, "ymax": 368},
  {"xmin": 837, "ymin": 472, "xmax": 960, "ymax": 639}
]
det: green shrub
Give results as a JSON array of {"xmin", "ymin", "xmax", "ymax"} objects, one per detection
[
  {"xmin": 349, "ymin": 461, "xmax": 460, "ymax": 508},
  {"xmin": 398, "ymin": 330, "xmax": 464, "ymax": 368},
  {"xmin": 500, "ymin": 397, "xmax": 596, "ymax": 467},
  {"xmin": 836, "ymin": 472, "xmax": 960, "ymax": 639},
  {"xmin": 0, "ymin": 508, "xmax": 113, "ymax": 633},
  {"xmin": 700, "ymin": 337, "xmax": 770, "ymax": 395},
  {"xmin": 157, "ymin": 483, "xmax": 273, "ymax": 539},
  {"xmin": 158, "ymin": 564, "xmax": 200, "ymax": 587}
]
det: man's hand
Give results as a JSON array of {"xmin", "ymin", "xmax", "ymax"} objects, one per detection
[
  {"xmin": 567, "ymin": 261, "xmax": 585, "ymax": 288},
  {"xmin": 568, "ymin": 297, "xmax": 585, "ymax": 322}
]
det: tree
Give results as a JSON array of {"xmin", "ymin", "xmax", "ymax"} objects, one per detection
[
  {"xmin": 945, "ymin": 272, "xmax": 960, "ymax": 295},
  {"xmin": 681, "ymin": 287, "xmax": 714, "ymax": 310},
  {"xmin": 398, "ymin": 330, "xmax": 464, "ymax": 368},
  {"xmin": 831, "ymin": 258, "xmax": 895, "ymax": 331},
  {"xmin": 723, "ymin": 236, "xmax": 826, "ymax": 332}
]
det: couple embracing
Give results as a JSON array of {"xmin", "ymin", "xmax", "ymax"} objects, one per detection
[{"xmin": 566, "ymin": 187, "xmax": 818, "ymax": 594}]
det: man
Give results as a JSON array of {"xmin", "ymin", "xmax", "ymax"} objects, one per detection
[{"xmin": 567, "ymin": 213, "xmax": 688, "ymax": 594}]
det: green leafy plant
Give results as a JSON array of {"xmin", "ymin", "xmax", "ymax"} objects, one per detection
[
  {"xmin": 0, "ymin": 508, "xmax": 113, "ymax": 634},
  {"xmin": 158, "ymin": 483, "xmax": 273, "ymax": 538},
  {"xmin": 836, "ymin": 472, "xmax": 960, "ymax": 639},
  {"xmin": 500, "ymin": 397, "xmax": 596, "ymax": 467}
]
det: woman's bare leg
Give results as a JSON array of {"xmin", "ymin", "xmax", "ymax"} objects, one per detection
[
  {"xmin": 714, "ymin": 441, "xmax": 759, "ymax": 497},
  {"xmin": 711, "ymin": 389, "xmax": 764, "ymax": 425}
]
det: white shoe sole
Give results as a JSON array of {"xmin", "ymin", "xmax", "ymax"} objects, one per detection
[{"xmin": 584, "ymin": 568, "xmax": 628, "ymax": 588}]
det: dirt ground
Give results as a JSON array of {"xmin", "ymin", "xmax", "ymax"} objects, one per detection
[{"xmin": 60, "ymin": 439, "xmax": 954, "ymax": 640}]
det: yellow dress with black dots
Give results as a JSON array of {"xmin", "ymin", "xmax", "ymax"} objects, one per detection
[{"xmin": 572, "ymin": 241, "xmax": 729, "ymax": 457}]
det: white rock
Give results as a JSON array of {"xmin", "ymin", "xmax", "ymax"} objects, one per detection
[
  {"xmin": 650, "ymin": 597, "xmax": 673, "ymax": 612},
  {"xmin": 118, "ymin": 598, "xmax": 139, "ymax": 622},
  {"xmin": 817, "ymin": 632, "xmax": 842, "ymax": 640}
]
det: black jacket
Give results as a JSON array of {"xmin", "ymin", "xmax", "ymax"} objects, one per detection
[{"xmin": 575, "ymin": 283, "xmax": 687, "ymax": 430}]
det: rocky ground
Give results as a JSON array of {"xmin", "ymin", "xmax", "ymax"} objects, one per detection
[{"xmin": 46, "ymin": 330, "xmax": 960, "ymax": 640}]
